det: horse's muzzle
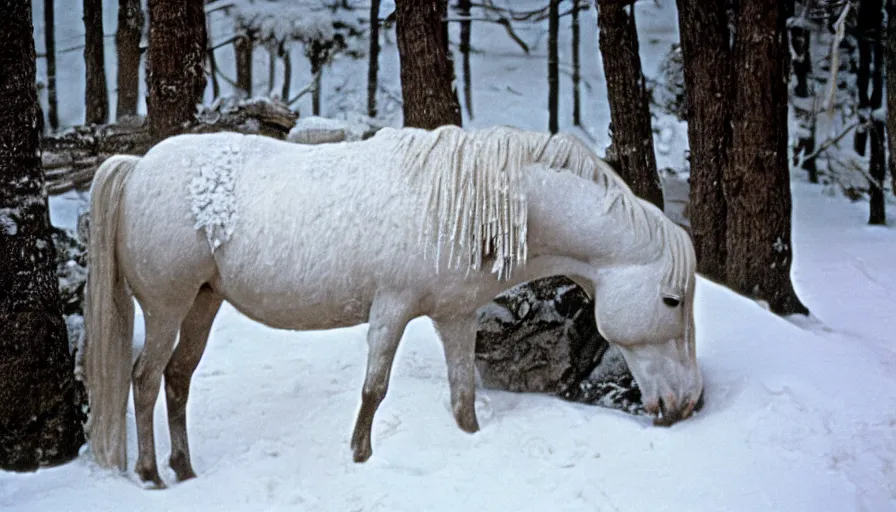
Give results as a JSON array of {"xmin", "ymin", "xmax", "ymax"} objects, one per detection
[{"xmin": 649, "ymin": 387, "xmax": 705, "ymax": 427}]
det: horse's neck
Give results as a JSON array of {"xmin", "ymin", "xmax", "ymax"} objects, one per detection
[{"xmin": 525, "ymin": 166, "xmax": 665, "ymax": 271}]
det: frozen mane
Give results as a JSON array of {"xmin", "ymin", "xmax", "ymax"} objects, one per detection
[{"xmin": 380, "ymin": 125, "xmax": 694, "ymax": 292}]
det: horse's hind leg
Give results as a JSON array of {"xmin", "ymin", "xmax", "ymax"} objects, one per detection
[
  {"xmin": 432, "ymin": 315, "xmax": 480, "ymax": 433},
  {"xmin": 164, "ymin": 287, "xmax": 222, "ymax": 482},
  {"xmin": 133, "ymin": 307, "xmax": 187, "ymax": 488},
  {"xmin": 350, "ymin": 292, "xmax": 414, "ymax": 463}
]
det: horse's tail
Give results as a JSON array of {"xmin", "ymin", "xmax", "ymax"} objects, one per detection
[{"xmin": 84, "ymin": 155, "xmax": 140, "ymax": 471}]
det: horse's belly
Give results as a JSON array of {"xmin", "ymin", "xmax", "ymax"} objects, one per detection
[{"xmin": 214, "ymin": 273, "xmax": 375, "ymax": 331}]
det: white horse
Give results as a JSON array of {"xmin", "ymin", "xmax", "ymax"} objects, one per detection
[{"xmin": 84, "ymin": 125, "xmax": 702, "ymax": 487}]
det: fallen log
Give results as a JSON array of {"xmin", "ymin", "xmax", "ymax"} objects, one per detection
[{"xmin": 43, "ymin": 98, "xmax": 300, "ymax": 195}]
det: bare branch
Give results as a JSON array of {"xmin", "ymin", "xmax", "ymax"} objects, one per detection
[
  {"xmin": 445, "ymin": 16, "xmax": 529, "ymax": 53},
  {"xmin": 287, "ymin": 69, "xmax": 324, "ymax": 106},
  {"xmin": 796, "ymin": 119, "xmax": 863, "ymax": 165},
  {"xmin": 210, "ymin": 35, "xmax": 241, "ymax": 51},
  {"xmin": 823, "ymin": 2, "xmax": 851, "ymax": 113}
]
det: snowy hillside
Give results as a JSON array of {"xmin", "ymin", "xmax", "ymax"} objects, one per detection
[{"xmin": 4, "ymin": 1, "xmax": 895, "ymax": 511}]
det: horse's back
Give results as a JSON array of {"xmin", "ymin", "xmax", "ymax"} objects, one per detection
[
  {"xmin": 116, "ymin": 130, "xmax": 504, "ymax": 329},
  {"xmin": 122, "ymin": 131, "xmax": 436, "ymax": 327},
  {"xmin": 214, "ymin": 133, "xmax": 436, "ymax": 327}
]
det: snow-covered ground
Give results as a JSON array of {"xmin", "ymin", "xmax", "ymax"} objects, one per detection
[
  {"xmin": 5, "ymin": 180, "xmax": 895, "ymax": 511},
  {"xmin": 4, "ymin": 1, "xmax": 895, "ymax": 511}
]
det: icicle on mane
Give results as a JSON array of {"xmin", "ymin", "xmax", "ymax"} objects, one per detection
[
  {"xmin": 391, "ymin": 125, "xmax": 541, "ymax": 279},
  {"xmin": 385, "ymin": 125, "xmax": 694, "ymax": 292}
]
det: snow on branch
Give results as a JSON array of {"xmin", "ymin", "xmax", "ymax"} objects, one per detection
[{"xmin": 231, "ymin": 0, "xmax": 336, "ymax": 48}]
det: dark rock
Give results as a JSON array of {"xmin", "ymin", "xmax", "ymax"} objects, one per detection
[
  {"xmin": 50, "ymin": 226, "xmax": 87, "ymax": 318},
  {"xmin": 563, "ymin": 345, "xmax": 645, "ymax": 415},
  {"xmin": 651, "ymin": 43, "xmax": 687, "ymax": 121},
  {"xmin": 475, "ymin": 276, "xmax": 646, "ymax": 416},
  {"xmin": 49, "ymin": 224, "xmax": 87, "ymax": 363}
]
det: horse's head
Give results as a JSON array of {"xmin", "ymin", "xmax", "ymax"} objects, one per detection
[{"xmin": 590, "ymin": 238, "xmax": 703, "ymax": 426}]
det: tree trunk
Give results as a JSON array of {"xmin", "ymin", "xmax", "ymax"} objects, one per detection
[
  {"xmin": 367, "ymin": 0, "xmax": 381, "ymax": 118},
  {"xmin": 725, "ymin": 0, "xmax": 808, "ymax": 315},
  {"xmin": 0, "ymin": 0, "xmax": 85, "ymax": 471},
  {"xmin": 597, "ymin": 0, "xmax": 664, "ymax": 209},
  {"xmin": 395, "ymin": 0, "xmax": 462, "ymax": 129},
  {"xmin": 146, "ymin": 0, "xmax": 207, "ymax": 141},
  {"xmin": 548, "ymin": 0, "xmax": 560, "ymax": 134},
  {"xmin": 869, "ymin": 120, "xmax": 886, "ymax": 224},
  {"xmin": 869, "ymin": 5, "xmax": 887, "ymax": 225},
  {"xmin": 84, "ymin": 0, "xmax": 109, "ymax": 125},
  {"xmin": 44, "ymin": 0, "xmax": 59, "ymax": 130},
  {"xmin": 855, "ymin": 19, "xmax": 872, "ymax": 156},
  {"xmin": 887, "ymin": 0, "xmax": 896, "ymax": 195},
  {"xmin": 268, "ymin": 48, "xmax": 276, "ymax": 94},
  {"xmin": 458, "ymin": 0, "xmax": 473, "ymax": 119},
  {"xmin": 309, "ymin": 41, "xmax": 325, "ymax": 116},
  {"xmin": 207, "ymin": 15, "xmax": 220, "ymax": 100},
  {"xmin": 790, "ymin": 15, "xmax": 817, "ymax": 183},
  {"xmin": 854, "ymin": 1, "xmax": 880, "ymax": 160},
  {"xmin": 676, "ymin": 0, "xmax": 731, "ymax": 282},
  {"xmin": 855, "ymin": 0, "xmax": 886, "ymax": 224},
  {"xmin": 115, "ymin": 0, "xmax": 144, "ymax": 119},
  {"xmin": 572, "ymin": 0, "xmax": 582, "ymax": 127},
  {"xmin": 235, "ymin": 34, "xmax": 253, "ymax": 97},
  {"xmin": 280, "ymin": 46, "xmax": 291, "ymax": 102}
]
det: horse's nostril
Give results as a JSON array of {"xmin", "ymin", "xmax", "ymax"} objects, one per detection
[
  {"xmin": 652, "ymin": 399, "xmax": 676, "ymax": 427},
  {"xmin": 654, "ymin": 396, "xmax": 671, "ymax": 426},
  {"xmin": 695, "ymin": 389, "xmax": 705, "ymax": 412}
]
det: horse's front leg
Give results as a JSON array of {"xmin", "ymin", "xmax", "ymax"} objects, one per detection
[
  {"xmin": 350, "ymin": 291, "xmax": 414, "ymax": 463},
  {"xmin": 432, "ymin": 314, "xmax": 480, "ymax": 434}
]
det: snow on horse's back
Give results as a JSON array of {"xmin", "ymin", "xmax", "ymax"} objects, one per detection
[{"xmin": 83, "ymin": 125, "xmax": 702, "ymax": 488}]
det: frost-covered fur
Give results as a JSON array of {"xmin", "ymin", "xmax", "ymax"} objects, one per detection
[
  {"xmin": 189, "ymin": 140, "xmax": 241, "ymax": 251},
  {"xmin": 84, "ymin": 127, "xmax": 702, "ymax": 488}
]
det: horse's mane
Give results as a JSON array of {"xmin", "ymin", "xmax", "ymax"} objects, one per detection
[{"xmin": 382, "ymin": 125, "xmax": 694, "ymax": 292}]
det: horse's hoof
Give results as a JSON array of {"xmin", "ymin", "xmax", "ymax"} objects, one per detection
[
  {"xmin": 169, "ymin": 455, "xmax": 197, "ymax": 482},
  {"xmin": 172, "ymin": 466, "xmax": 197, "ymax": 482},
  {"xmin": 352, "ymin": 446, "xmax": 372, "ymax": 463},
  {"xmin": 459, "ymin": 420, "xmax": 480, "ymax": 434},
  {"xmin": 350, "ymin": 426, "xmax": 373, "ymax": 463},
  {"xmin": 136, "ymin": 470, "xmax": 166, "ymax": 490},
  {"xmin": 455, "ymin": 411, "xmax": 480, "ymax": 434}
]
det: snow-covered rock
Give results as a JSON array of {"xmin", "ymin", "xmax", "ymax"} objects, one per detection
[{"xmin": 476, "ymin": 276, "xmax": 646, "ymax": 415}]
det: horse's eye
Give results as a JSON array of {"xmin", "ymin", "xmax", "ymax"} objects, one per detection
[{"xmin": 662, "ymin": 296, "xmax": 681, "ymax": 307}]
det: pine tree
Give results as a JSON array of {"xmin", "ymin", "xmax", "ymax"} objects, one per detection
[
  {"xmin": 84, "ymin": 0, "xmax": 109, "ymax": 124},
  {"xmin": 725, "ymin": 0, "xmax": 808, "ymax": 314},
  {"xmin": 146, "ymin": 0, "xmax": 207, "ymax": 140},
  {"xmin": 597, "ymin": 0, "xmax": 664, "ymax": 209},
  {"xmin": 0, "ymin": 0, "xmax": 85, "ymax": 470},
  {"xmin": 676, "ymin": 0, "xmax": 731, "ymax": 282},
  {"xmin": 395, "ymin": 0, "xmax": 462, "ymax": 129},
  {"xmin": 116, "ymin": 0, "xmax": 144, "ymax": 119}
]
